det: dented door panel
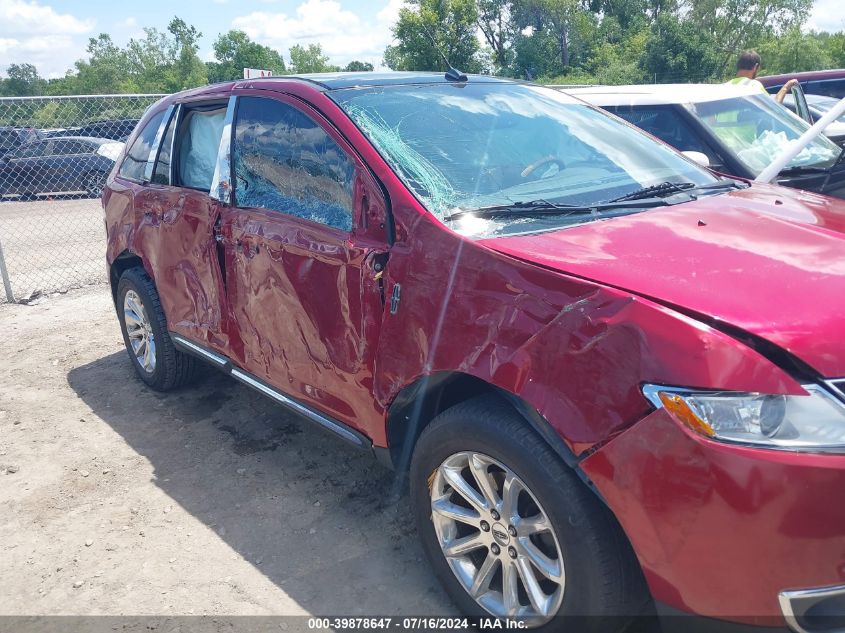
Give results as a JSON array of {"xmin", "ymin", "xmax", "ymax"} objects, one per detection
[
  {"xmin": 220, "ymin": 206, "xmax": 386, "ymax": 434},
  {"xmin": 132, "ymin": 186, "xmax": 230, "ymax": 351}
]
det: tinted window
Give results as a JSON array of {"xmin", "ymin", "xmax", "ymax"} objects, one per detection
[
  {"xmin": 52, "ymin": 140, "xmax": 90, "ymax": 156},
  {"xmin": 609, "ymin": 106, "xmax": 718, "ymax": 166},
  {"xmin": 152, "ymin": 111, "xmax": 176, "ymax": 185},
  {"xmin": 119, "ymin": 110, "xmax": 165, "ymax": 182},
  {"xmin": 806, "ymin": 79, "xmax": 845, "ymax": 100},
  {"xmin": 0, "ymin": 130, "xmax": 19, "ymax": 150},
  {"xmin": 13, "ymin": 142, "xmax": 48, "ymax": 158},
  {"xmin": 233, "ymin": 96, "xmax": 354, "ymax": 232}
]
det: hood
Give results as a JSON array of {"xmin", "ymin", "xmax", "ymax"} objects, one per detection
[{"xmin": 481, "ymin": 184, "xmax": 845, "ymax": 378}]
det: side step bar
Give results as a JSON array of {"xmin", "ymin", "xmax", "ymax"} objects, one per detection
[{"xmin": 171, "ymin": 334, "xmax": 370, "ymax": 450}]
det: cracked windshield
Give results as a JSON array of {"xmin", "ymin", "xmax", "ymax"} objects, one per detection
[{"xmin": 333, "ymin": 82, "xmax": 719, "ymax": 238}]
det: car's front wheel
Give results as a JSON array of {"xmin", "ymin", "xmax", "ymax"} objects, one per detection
[
  {"xmin": 116, "ymin": 267, "xmax": 198, "ymax": 391},
  {"xmin": 410, "ymin": 397, "xmax": 650, "ymax": 631}
]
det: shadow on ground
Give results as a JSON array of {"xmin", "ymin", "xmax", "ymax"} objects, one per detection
[{"xmin": 67, "ymin": 351, "xmax": 453, "ymax": 616}]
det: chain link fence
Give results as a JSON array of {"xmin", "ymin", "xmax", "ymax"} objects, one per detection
[{"xmin": 0, "ymin": 94, "xmax": 166, "ymax": 303}]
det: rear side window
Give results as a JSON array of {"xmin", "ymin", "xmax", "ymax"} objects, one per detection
[
  {"xmin": 52, "ymin": 140, "xmax": 90, "ymax": 156},
  {"xmin": 233, "ymin": 96, "xmax": 354, "ymax": 232},
  {"xmin": 14, "ymin": 141, "xmax": 48, "ymax": 158},
  {"xmin": 0, "ymin": 131, "xmax": 18, "ymax": 150},
  {"xmin": 806, "ymin": 79, "xmax": 845, "ymax": 100},
  {"xmin": 119, "ymin": 110, "xmax": 165, "ymax": 182}
]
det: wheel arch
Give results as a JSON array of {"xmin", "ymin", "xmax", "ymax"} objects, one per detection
[
  {"xmin": 384, "ymin": 371, "xmax": 582, "ymax": 476},
  {"xmin": 109, "ymin": 250, "xmax": 146, "ymax": 307}
]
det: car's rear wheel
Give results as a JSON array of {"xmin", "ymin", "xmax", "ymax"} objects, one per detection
[
  {"xmin": 116, "ymin": 267, "xmax": 198, "ymax": 391},
  {"xmin": 84, "ymin": 171, "xmax": 106, "ymax": 198},
  {"xmin": 410, "ymin": 397, "xmax": 651, "ymax": 631}
]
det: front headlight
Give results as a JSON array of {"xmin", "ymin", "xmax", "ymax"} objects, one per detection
[{"xmin": 642, "ymin": 384, "xmax": 845, "ymax": 451}]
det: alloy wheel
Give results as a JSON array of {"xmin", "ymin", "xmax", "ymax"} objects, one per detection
[
  {"xmin": 123, "ymin": 289, "xmax": 156, "ymax": 373},
  {"xmin": 429, "ymin": 451, "xmax": 565, "ymax": 625},
  {"xmin": 86, "ymin": 172, "xmax": 104, "ymax": 197}
]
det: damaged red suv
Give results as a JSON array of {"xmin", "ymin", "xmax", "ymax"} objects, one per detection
[{"xmin": 104, "ymin": 73, "xmax": 845, "ymax": 631}]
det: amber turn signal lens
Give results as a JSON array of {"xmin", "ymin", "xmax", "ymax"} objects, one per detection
[{"xmin": 658, "ymin": 392, "xmax": 716, "ymax": 437}]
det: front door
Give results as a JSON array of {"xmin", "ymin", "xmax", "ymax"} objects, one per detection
[{"xmin": 219, "ymin": 93, "xmax": 390, "ymax": 434}]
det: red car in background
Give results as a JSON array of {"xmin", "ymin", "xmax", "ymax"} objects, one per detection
[{"xmin": 103, "ymin": 73, "xmax": 845, "ymax": 632}]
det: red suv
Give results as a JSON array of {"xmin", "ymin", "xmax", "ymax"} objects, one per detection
[{"xmin": 104, "ymin": 73, "xmax": 845, "ymax": 632}]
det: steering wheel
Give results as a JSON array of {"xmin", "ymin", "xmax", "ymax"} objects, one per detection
[{"xmin": 521, "ymin": 155, "xmax": 566, "ymax": 179}]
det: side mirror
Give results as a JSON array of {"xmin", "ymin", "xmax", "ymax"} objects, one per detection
[{"xmin": 682, "ymin": 150, "xmax": 711, "ymax": 168}]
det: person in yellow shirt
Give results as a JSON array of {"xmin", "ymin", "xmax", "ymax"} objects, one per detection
[{"xmin": 726, "ymin": 50, "xmax": 798, "ymax": 104}]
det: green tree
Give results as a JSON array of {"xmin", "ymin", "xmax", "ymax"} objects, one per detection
[
  {"xmin": 70, "ymin": 34, "xmax": 134, "ymax": 94},
  {"xmin": 1, "ymin": 63, "xmax": 46, "ymax": 96},
  {"xmin": 125, "ymin": 28, "xmax": 173, "ymax": 91},
  {"xmin": 208, "ymin": 30, "xmax": 286, "ymax": 82},
  {"xmin": 477, "ymin": 0, "xmax": 514, "ymax": 71},
  {"xmin": 641, "ymin": 14, "xmax": 723, "ymax": 82},
  {"xmin": 344, "ymin": 60, "xmax": 375, "ymax": 72},
  {"xmin": 755, "ymin": 27, "xmax": 835, "ymax": 75},
  {"xmin": 288, "ymin": 43, "xmax": 339, "ymax": 73},
  {"xmin": 384, "ymin": 0, "xmax": 482, "ymax": 72},
  {"xmin": 165, "ymin": 17, "xmax": 208, "ymax": 91},
  {"xmin": 687, "ymin": 0, "xmax": 813, "ymax": 72}
]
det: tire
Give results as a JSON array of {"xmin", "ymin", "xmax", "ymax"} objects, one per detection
[
  {"xmin": 116, "ymin": 267, "xmax": 198, "ymax": 391},
  {"xmin": 410, "ymin": 396, "xmax": 651, "ymax": 631},
  {"xmin": 84, "ymin": 171, "xmax": 106, "ymax": 198}
]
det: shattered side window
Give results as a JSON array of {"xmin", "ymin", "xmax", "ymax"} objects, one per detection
[{"xmin": 232, "ymin": 96, "xmax": 354, "ymax": 232}]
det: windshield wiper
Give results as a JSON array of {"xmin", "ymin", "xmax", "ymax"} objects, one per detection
[
  {"xmin": 778, "ymin": 165, "xmax": 831, "ymax": 176},
  {"xmin": 444, "ymin": 197, "xmax": 671, "ymax": 222},
  {"xmin": 607, "ymin": 181, "xmax": 696, "ymax": 203}
]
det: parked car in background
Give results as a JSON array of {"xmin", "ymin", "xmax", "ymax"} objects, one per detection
[
  {"xmin": 0, "ymin": 126, "xmax": 41, "ymax": 154},
  {"xmin": 106, "ymin": 72, "xmax": 845, "ymax": 631},
  {"xmin": 783, "ymin": 92, "xmax": 845, "ymax": 146},
  {"xmin": 0, "ymin": 136, "xmax": 123, "ymax": 199},
  {"xmin": 568, "ymin": 83, "xmax": 845, "ymax": 199},
  {"xmin": 761, "ymin": 68, "xmax": 845, "ymax": 99},
  {"xmin": 41, "ymin": 119, "xmax": 139, "ymax": 142}
]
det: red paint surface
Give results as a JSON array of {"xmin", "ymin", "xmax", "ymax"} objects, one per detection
[
  {"xmin": 105, "ymin": 78, "xmax": 845, "ymax": 623},
  {"xmin": 483, "ymin": 183, "xmax": 845, "ymax": 377},
  {"xmin": 582, "ymin": 409, "xmax": 845, "ymax": 621}
]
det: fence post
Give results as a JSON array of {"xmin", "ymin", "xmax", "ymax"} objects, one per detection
[{"xmin": 0, "ymin": 232, "xmax": 13, "ymax": 303}]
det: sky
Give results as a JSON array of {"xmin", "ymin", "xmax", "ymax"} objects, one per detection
[{"xmin": 0, "ymin": 0, "xmax": 841, "ymax": 79}]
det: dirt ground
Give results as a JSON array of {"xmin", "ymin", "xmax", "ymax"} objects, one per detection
[{"xmin": 0, "ymin": 285, "xmax": 454, "ymax": 617}]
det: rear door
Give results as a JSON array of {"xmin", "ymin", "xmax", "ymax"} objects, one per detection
[
  {"xmin": 219, "ymin": 92, "xmax": 391, "ymax": 433},
  {"xmin": 46, "ymin": 139, "xmax": 91, "ymax": 193},
  {"xmin": 119, "ymin": 97, "xmax": 235, "ymax": 353}
]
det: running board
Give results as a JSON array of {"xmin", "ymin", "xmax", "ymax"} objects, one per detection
[{"xmin": 171, "ymin": 334, "xmax": 370, "ymax": 450}]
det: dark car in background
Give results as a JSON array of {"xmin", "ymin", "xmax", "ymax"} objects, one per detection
[
  {"xmin": 0, "ymin": 136, "xmax": 123, "ymax": 199},
  {"xmin": 42, "ymin": 119, "xmax": 139, "ymax": 142},
  {"xmin": 761, "ymin": 68, "xmax": 845, "ymax": 99},
  {"xmin": 0, "ymin": 126, "xmax": 42, "ymax": 153}
]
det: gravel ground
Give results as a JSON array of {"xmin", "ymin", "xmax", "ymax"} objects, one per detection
[{"xmin": 0, "ymin": 285, "xmax": 453, "ymax": 617}]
